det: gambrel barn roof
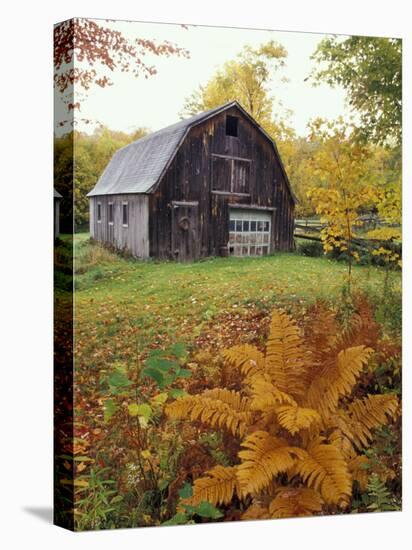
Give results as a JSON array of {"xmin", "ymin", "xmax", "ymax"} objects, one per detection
[{"xmin": 88, "ymin": 101, "xmax": 295, "ymax": 201}]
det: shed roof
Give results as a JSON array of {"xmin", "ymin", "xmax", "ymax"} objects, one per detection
[
  {"xmin": 54, "ymin": 188, "xmax": 62, "ymax": 198},
  {"xmin": 87, "ymin": 101, "xmax": 295, "ymax": 202}
]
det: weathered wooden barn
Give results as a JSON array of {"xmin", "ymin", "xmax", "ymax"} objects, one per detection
[
  {"xmin": 54, "ymin": 188, "xmax": 62, "ymax": 239},
  {"xmin": 88, "ymin": 101, "xmax": 295, "ymax": 260}
]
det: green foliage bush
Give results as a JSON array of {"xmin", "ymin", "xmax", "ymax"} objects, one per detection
[{"xmin": 296, "ymin": 239, "xmax": 324, "ymax": 257}]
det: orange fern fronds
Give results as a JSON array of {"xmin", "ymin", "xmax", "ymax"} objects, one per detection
[
  {"xmin": 249, "ymin": 375, "xmax": 296, "ymax": 412},
  {"xmin": 222, "ymin": 344, "xmax": 265, "ymax": 381},
  {"xmin": 265, "ymin": 310, "xmax": 306, "ymax": 399},
  {"xmin": 166, "ymin": 304, "xmax": 400, "ymax": 521},
  {"xmin": 269, "ymin": 487, "xmax": 323, "ymax": 518},
  {"xmin": 347, "ymin": 455, "xmax": 370, "ymax": 491},
  {"xmin": 295, "ymin": 437, "xmax": 352, "ymax": 507},
  {"xmin": 166, "ymin": 392, "xmax": 252, "ymax": 437},
  {"xmin": 346, "ymin": 394, "xmax": 399, "ymax": 449},
  {"xmin": 237, "ymin": 431, "xmax": 305, "ymax": 496},
  {"xmin": 185, "ymin": 465, "xmax": 240, "ymax": 507},
  {"xmin": 306, "ymin": 346, "xmax": 373, "ymax": 417},
  {"xmin": 275, "ymin": 404, "xmax": 322, "ymax": 436}
]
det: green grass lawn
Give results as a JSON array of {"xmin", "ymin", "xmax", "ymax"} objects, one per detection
[
  {"xmin": 55, "ymin": 233, "xmax": 402, "ymax": 530},
  {"xmin": 65, "ymin": 233, "xmax": 400, "ymax": 369}
]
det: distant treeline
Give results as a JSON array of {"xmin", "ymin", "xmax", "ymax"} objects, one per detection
[
  {"xmin": 54, "ymin": 124, "xmax": 400, "ymax": 234},
  {"xmin": 54, "ymin": 126, "xmax": 147, "ymax": 233}
]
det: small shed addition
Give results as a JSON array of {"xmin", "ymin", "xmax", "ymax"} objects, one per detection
[{"xmin": 88, "ymin": 101, "xmax": 296, "ymax": 260}]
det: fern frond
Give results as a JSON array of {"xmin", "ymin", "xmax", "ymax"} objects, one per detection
[
  {"xmin": 249, "ymin": 375, "xmax": 296, "ymax": 412},
  {"xmin": 346, "ymin": 394, "xmax": 399, "ymax": 449},
  {"xmin": 202, "ymin": 388, "xmax": 251, "ymax": 412},
  {"xmin": 222, "ymin": 344, "xmax": 265, "ymax": 380},
  {"xmin": 328, "ymin": 427, "xmax": 357, "ymax": 461},
  {"xmin": 348, "ymin": 455, "xmax": 370, "ymax": 492},
  {"xmin": 186, "ymin": 465, "xmax": 240, "ymax": 506},
  {"xmin": 265, "ymin": 310, "xmax": 306, "ymax": 398},
  {"xmin": 306, "ymin": 346, "xmax": 373, "ymax": 417},
  {"xmin": 367, "ymin": 473, "xmax": 399, "ymax": 512},
  {"xmin": 304, "ymin": 297, "xmax": 379, "ymax": 386},
  {"xmin": 269, "ymin": 487, "xmax": 323, "ymax": 518},
  {"xmin": 275, "ymin": 404, "xmax": 321, "ymax": 435},
  {"xmin": 303, "ymin": 302, "xmax": 339, "ymax": 382},
  {"xmin": 295, "ymin": 437, "xmax": 352, "ymax": 506},
  {"xmin": 237, "ymin": 431, "xmax": 305, "ymax": 496},
  {"xmin": 338, "ymin": 295, "xmax": 381, "ymax": 352},
  {"xmin": 165, "ymin": 393, "xmax": 252, "ymax": 437},
  {"xmin": 241, "ymin": 501, "xmax": 270, "ymax": 520}
]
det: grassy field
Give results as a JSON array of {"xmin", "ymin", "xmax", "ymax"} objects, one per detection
[
  {"xmin": 54, "ymin": 233, "xmax": 402, "ymax": 528},
  {"xmin": 69, "ymin": 233, "xmax": 401, "ymax": 368}
]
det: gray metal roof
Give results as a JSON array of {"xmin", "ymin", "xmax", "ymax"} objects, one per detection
[
  {"xmin": 54, "ymin": 188, "xmax": 62, "ymax": 198},
  {"xmin": 87, "ymin": 101, "xmax": 296, "ymax": 202},
  {"xmin": 87, "ymin": 102, "xmax": 239, "ymax": 197}
]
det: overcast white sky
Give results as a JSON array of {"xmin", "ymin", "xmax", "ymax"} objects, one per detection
[{"xmin": 60, "ymin": 19, "xmax": 352, "ymax": 137}]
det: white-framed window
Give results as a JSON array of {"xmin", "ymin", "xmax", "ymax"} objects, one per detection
[
  {"xmin": 97, "ymin": 202, "xmax": 102, "ymax": 223},
  {"xmin": 122, "ymin": 201, "xmax": 129, "ymax": 227},
  {"xmin": 229, "ymin": 209, "xmax": 272, "ymax": 256},
  {"xmin": 108, "ymin": 202, "xmax": 114, "ymax": 225}
]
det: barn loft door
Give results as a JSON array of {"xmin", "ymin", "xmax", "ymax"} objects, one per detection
[{"xmin": 171, "ymin": 201, "xmax": 200, "ymax": 261}]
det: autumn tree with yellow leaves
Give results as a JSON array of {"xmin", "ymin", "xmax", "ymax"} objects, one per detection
[{"xmin": 306, "ymin": 118, "xmax": 382, "ymax": 286}]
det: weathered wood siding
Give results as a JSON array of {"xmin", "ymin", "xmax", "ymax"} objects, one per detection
[
  {"xmin": 89, "ymin": 194, "xmax": 149, "ymax": 258},
  {"xmin": 149, "ymin": 106, "xmax": 295, "ymax": 259}
]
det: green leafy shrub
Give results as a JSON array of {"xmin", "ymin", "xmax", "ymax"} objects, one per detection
[
  {"xmin": 296, "ymin": 239, "xmax": 324, "ymax": 257},
  {"xmin": 163, "ymin": 483, "xmax": 223, "ymax": 525}
]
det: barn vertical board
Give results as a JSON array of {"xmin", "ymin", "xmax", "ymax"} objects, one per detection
[
  {"xmin": 53, "ymin": 18, "xmax": 402, "ymax": 532},
  {"xmin": 171, "ymin": 201, "xmax": 200, "ymax": 261}
]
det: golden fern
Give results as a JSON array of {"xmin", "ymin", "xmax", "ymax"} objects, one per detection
[
  {"xmin": 265, "ymin": 310, "xmax": 306, "ymax": 398},
  {"xmin": 328, "ymin": 426, "xmax": 357, "ymax": 461},
  {"xmin": 202, "ymin": 388, "xmax": 251, "ymax": 412},
  {"xmin": 347, "ymin": 455, "xmax": 370, "ymax": 491},
  {"xmin": 249, "ymin": 375, "xmax": 296, "ymax": 412},
  {"xmin": 346, "ymin": 394, "xmax": 399, "ymax": 449},
  {"xmin": 269, "ymin": 488, "xmax": 323, "ymax": 518},
  {"xmin": 325, "ymin": 394, "xmax": 399, "ymax": 452},
  {"xmin": 166, "ymin": 305, "xmax": 400, "ymax": 520},
  {"xmin": 304, "ymin": 295, "xmax": 380, "ymax": 385},
  {"xmin": 294, "ymin": 437, "xmax": 352, "ymax": 506},
  {"xmin": 185, "ymin": 465, "xmax": 240, "ymax": 506},
  {"xmin": 222, "ymin": 344, "xmax": 265, "ymax": 380},
  {"xmin": 241, "ymin": 501, "xmax": 270, "ymax": 520},
  {"xmin": 165, "ymin": 392, "xmax": 252, "ymax": 437},
  {"xmin": 306, "ymin": 346, "xmax": 373, "ymax": 417},
  {"xmin": 304, "ymin": 302, "xmax": 339, "ymax": 365},
  {"xmin": 275, "ymin": 404, "xmax": 321, "ymax": 436},
  {"xmin": 237, "ymin": 431, "xmax": 305, "ymax": 496}
]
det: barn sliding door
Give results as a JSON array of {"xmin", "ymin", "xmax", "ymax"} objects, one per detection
[
  {"xmin": 229, "ymin": 209, "xmax": 272, "ymax": 256},
  {"xmin": 171, "ymin": 201, "xmax": 200, "ymax": 261}
]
